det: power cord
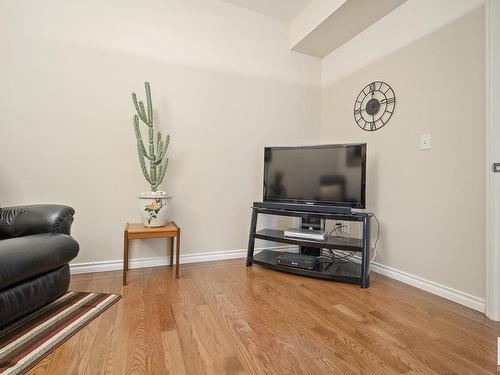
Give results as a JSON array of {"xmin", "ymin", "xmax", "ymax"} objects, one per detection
[
  {"xmin": 324, "ymin": 248, "xmax": 354, "ymax": 262},
  {"xmin": 319, "ymin": 224, "xmax": 355, "ymax": 266},
  {"xmin": 358, "ymin": 209, "xmax": 380, "ymax": 263},
  {"xmin": 328, "ymin": 223, "xmax": 347, "ymax": 237},
  {"xmin": 317, "ymin": 213, "xmax": 380, "ymax": 267}
]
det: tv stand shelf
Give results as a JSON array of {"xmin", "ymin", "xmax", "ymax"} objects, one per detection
[
  {"xmin": 253, "ymin": 250, "xmax": 362, "ymax": 283},
  {"xmin": 246, "ymin": 202, "xmax": 372, "ymax": 288},
  {"xmin": 254, "ymin": 229, "xmax": 363, "ymax": 252}
]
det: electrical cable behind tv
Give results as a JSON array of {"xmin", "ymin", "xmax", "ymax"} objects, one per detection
[
  {"xmin": 359, "ymin": 209, "xmax": 380, "ymax": 263},
  {"xmin": 324, "ymin": 212, "xmax": 380, "ymax": 263}
]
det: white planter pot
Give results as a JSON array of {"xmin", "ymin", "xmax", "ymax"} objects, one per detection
[{"xmin": 138, "ymin": 191, "xmax": 172, "ymax": 227}]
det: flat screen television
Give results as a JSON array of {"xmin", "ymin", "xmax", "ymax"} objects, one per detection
[{"xmin": 263, "ymin": 143, "xmax": 366, "ymax": 208}]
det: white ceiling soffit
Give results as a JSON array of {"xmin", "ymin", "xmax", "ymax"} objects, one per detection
[
  {"xmin": 222, "ymin": 0, "xmax": 312, "ymax": 22},
  {"xmin": 291, "ymin": 0, "xmax": 408, "ymax": 58}
]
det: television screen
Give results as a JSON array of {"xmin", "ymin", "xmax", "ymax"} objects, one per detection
[{"xmin": 263, "ymin": 144, "xmax": 366, "ymax": 208}]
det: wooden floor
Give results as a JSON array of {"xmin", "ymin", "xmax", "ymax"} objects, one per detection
[{"xmin": 28, "ymin": 260, "xmax": 500, "ymax": 374}]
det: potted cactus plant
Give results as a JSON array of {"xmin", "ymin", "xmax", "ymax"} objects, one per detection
[{"xmin": 132, "ymin": 82, "xmax": 171, "ymax": 227}]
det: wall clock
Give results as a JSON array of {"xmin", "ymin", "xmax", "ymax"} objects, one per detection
[{"xmin": 353, "ymin": 81, "xmax": 396, "ymax": 131}]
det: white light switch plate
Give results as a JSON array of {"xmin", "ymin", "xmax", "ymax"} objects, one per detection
[{"xmin": 420, "ymin": 133, "xmax": 431, "ymax": 150}]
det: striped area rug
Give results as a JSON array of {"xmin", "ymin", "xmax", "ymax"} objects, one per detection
[{"xmin": 0, "ymin": 291, "xmax": 121, "ymax": 375}]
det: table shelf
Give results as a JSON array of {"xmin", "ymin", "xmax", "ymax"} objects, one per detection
[
  {"xmin": 253, "ymin": 250, "xmax": 361, "ymax": 284},
  {"xmin": 254, "ymin": 229, "xmax": 363, "ymax": 252}
]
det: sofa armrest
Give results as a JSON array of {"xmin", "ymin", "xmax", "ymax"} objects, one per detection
[{"xmin": 0, "ymin": 205, "xmax": 75, "ymax": 240}]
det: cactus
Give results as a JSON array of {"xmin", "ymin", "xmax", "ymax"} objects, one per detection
[{"xmin": 132, "ymin": 82, "xmax": 170, "ymax": 191}]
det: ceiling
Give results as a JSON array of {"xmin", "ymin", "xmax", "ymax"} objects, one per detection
[
  {"xmin": 292, "ymin": 0, "xmax": 408, "ymax": 58},
  {"xmin": 222, "ymin": 0, "xmax": 312, "ymax": 22}
]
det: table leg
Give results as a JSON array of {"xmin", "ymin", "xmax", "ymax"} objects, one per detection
[
  {"xmin": 169, "ymin": 237, "xmax": 174, "ymax": 266},
  {"xmin": 123, "ymin": 233, "xmax": 129, "ymax": 286},
  {"xmin": 176, "ymin": 229, "xmax": 180, "ymax": 279},
  {"xmin": 361, "ymin": 215, "xmax": 370, "ymax": 289},
  {"xmin": 246, "ymin": 208, "xmax": 258, "ymax": 266}
]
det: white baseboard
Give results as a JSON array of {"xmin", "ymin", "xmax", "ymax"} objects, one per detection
[
  {"xmin": 71, "ymin": 247, "xmax": 486, "ymax": 313},
  {"xmin": 341, "ymin": 253, "xmax": 485, "ymax": 313},
  {"xmin": 369, "ymin": 260, "xmax": 485, "ymax": 313},
  {"xmin": 70, "ymin": 246, "xmax": 289, "ymax": 275}
]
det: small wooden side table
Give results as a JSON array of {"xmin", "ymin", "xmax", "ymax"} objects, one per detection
[{"xmin": 123, "ymin": 222, "xmax": 180, "ymax": 285}]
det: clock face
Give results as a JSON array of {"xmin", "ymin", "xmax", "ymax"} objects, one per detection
[{"xmin": 353, "ymin": 81, "xmax": 396, "ymax": 131}]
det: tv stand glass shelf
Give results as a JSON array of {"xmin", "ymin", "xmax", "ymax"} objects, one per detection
[{"xmin": 246, "ymin": 202, "xmax": 371, "ymax": 288}]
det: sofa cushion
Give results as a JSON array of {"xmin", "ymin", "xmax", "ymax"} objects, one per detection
[
  {"xmin": 0, "ymin": 265, "xmax": 70, "ymax": 328},
  {"xmin": 0, "ymin": 233, "xmax": 79, "ymax": 290},
  {"xmin": 0, "ymin": 205, "xmax": 75, "ymax": 240}
]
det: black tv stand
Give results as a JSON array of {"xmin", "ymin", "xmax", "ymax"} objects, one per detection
[{"xmin": 246, "ymin": 202, "xmax": 371, "ymax": 288}]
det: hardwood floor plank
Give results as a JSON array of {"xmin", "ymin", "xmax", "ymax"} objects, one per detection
[
  {"xmin": 22, "ymin": 259, "xmax": 500, "ymax": 375},
  {"xmin": 233, "ymin": 272, "xmax": 385, "ymax": 374},
  {"xmin": 162, "ymin": 329, "xmax": 188, "ymax": 375},
  {"xmin": 257, "ymin": 270, "xmax": 413, "ymax": 374}
]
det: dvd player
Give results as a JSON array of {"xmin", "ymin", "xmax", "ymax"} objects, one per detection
[
  {"xmin": 275, "ymin": 252, "xmax": 315, "ymax": 270},
  {"xmin": 284, "ymin": 228, "xmax": 327, "ymax": 241}
]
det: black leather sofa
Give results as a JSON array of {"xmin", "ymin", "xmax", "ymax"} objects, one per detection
[{"xmin": 0, "ymin": 205, "xmax": 79, "ymax": 328}]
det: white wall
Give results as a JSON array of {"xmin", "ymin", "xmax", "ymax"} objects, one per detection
[
  {"xmin": 321, "ymin": 3, "xmax": 486, "ymax": 298},
  {"xmin": 0, "ymin": 0, "xmax": 321, "ymax": 263},
  {"xmin": 321, "ymin": 0, "xmax": 484, "ymax": 86},
  {"xmin": 0, "ymin": 0, "xmax": 488, "ymax": 304}
]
